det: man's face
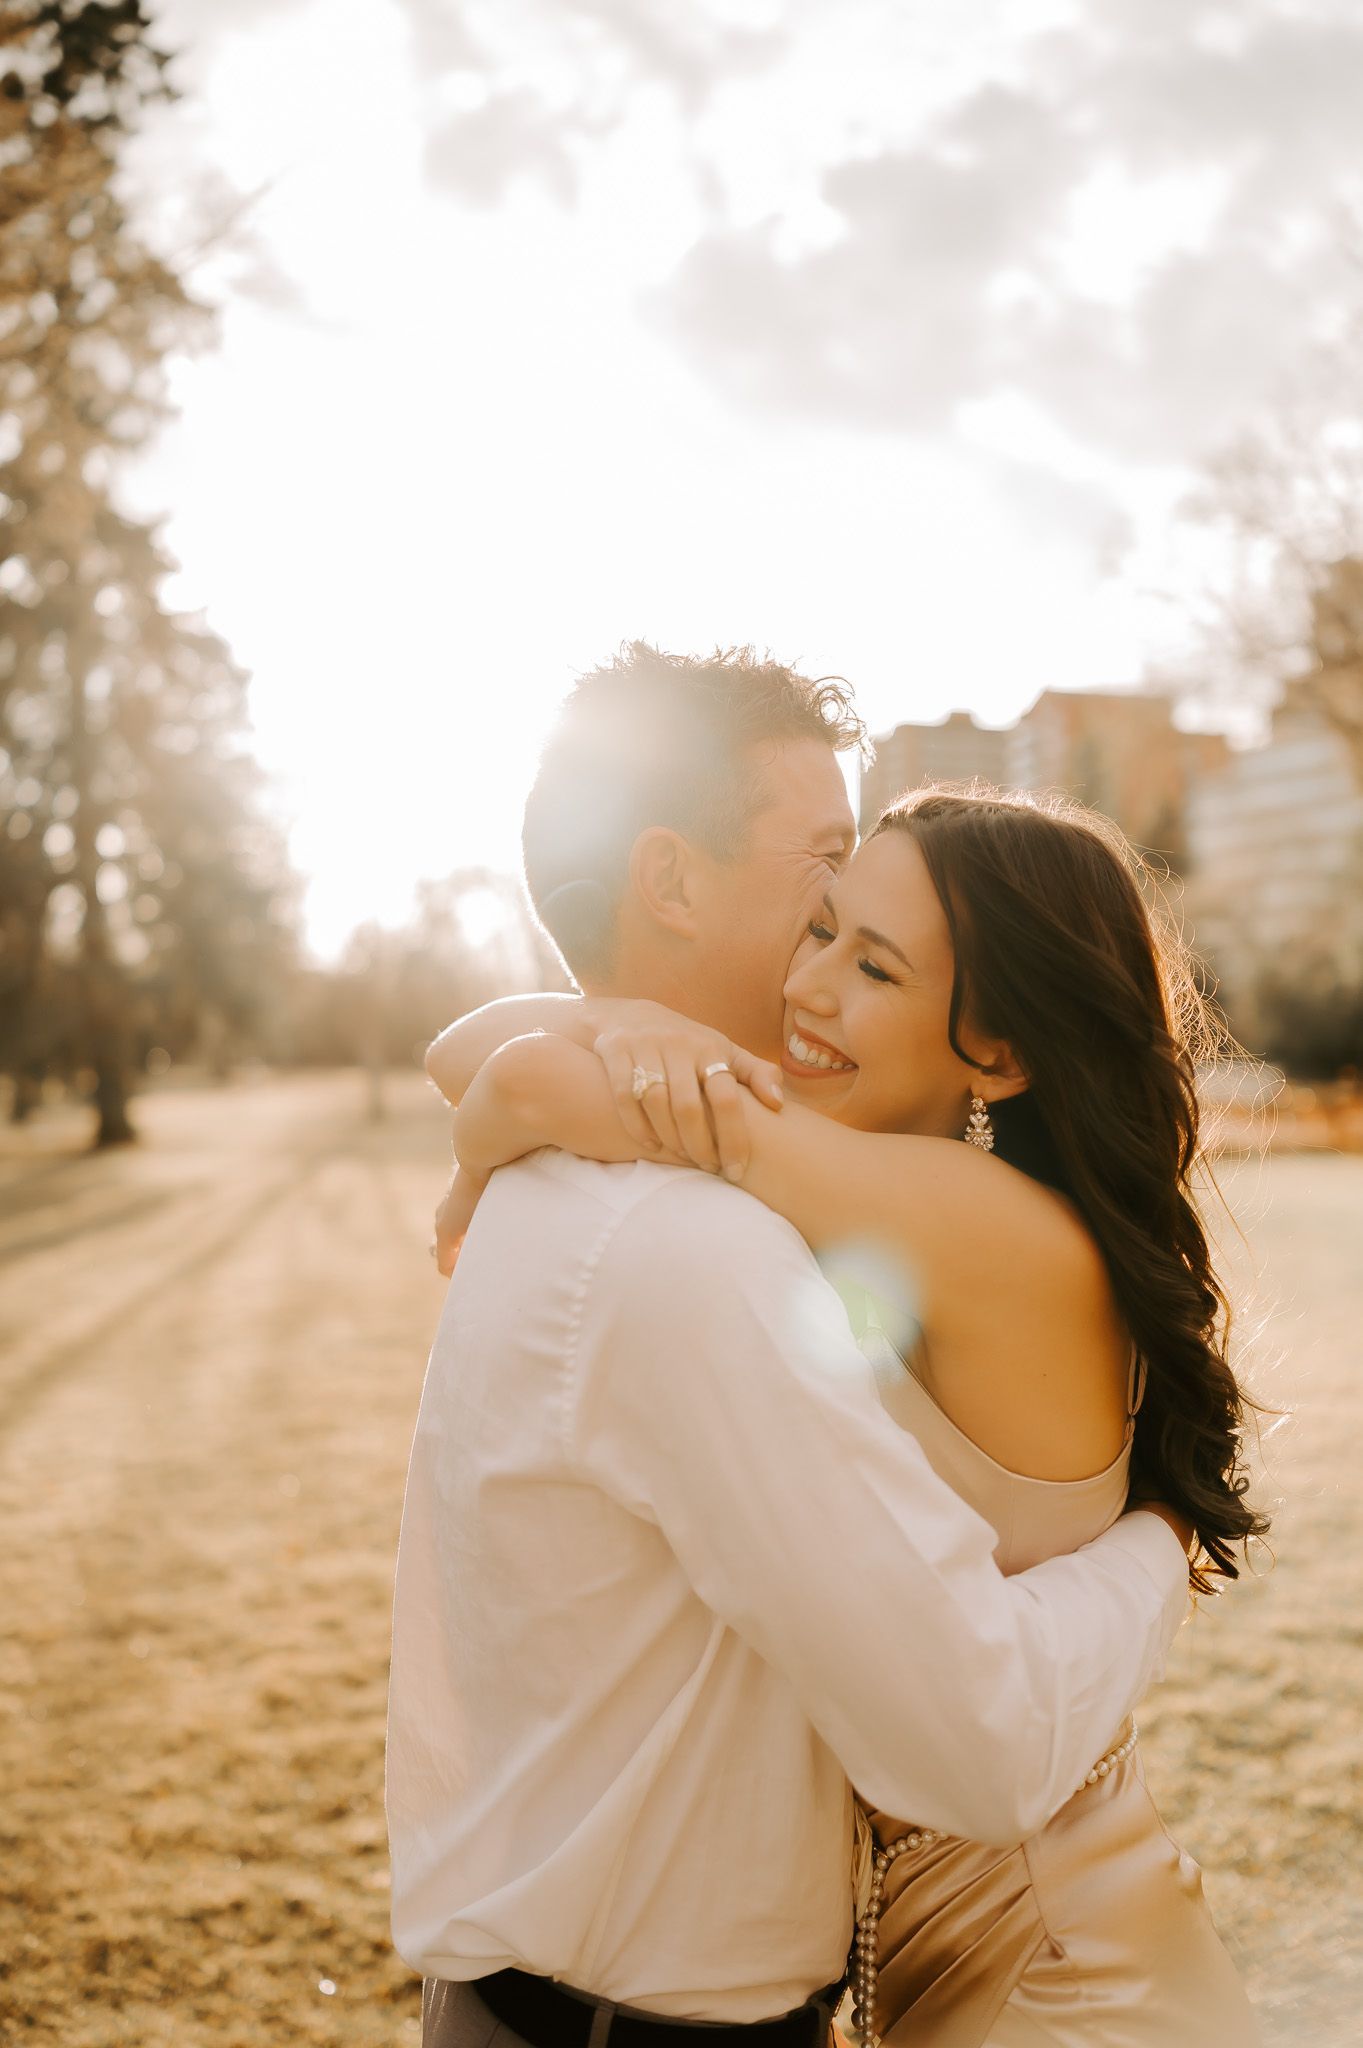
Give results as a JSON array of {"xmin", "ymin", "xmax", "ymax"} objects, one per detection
[{"xmin": 696, "ymin": 739, "xmax": 857, "ymax": 1060}]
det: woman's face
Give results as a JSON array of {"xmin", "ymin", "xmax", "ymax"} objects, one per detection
[{"xmin": 779, "ymin": 829, "xmax": 1006, "ymax": 1136}]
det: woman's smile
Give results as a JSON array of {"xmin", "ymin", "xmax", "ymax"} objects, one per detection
[{"xmin": 781, "ymin": 1020, "xmax": 859, "ymax": 1081}]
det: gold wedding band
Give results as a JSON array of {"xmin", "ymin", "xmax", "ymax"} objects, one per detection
[
  {"xmin": 631, "ymin": 1065, "xmax": 667, "ymax": 1102},
  {"xmin": 701, "ymin": 1061, "xmax": 731, "ymax": 1082}
]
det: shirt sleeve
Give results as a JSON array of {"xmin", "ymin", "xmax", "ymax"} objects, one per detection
[{"xmin": 569, "ymin": 1174, "xmax": 1189, "ymax": 1847}]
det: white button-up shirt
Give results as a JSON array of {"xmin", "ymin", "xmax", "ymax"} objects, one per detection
[{"xmin": 387, "ymin": 1154, "xmax": 1187, "ymax": 2022}]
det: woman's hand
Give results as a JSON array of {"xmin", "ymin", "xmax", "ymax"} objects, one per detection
[
  {"xmin": 587, "ymin": 1001, "xmax": 784, "ymax": 1181},
  {"xmin": 431, "ymin": 1165, "xmax": 489, "ymax": 1277}
]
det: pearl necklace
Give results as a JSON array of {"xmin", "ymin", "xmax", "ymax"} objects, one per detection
[{"xmin": 848, "ymin": 1725, "xmax": 1139, "ymax": 2047}]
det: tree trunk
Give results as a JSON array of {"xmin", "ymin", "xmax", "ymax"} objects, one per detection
[
  {"xmin": 92, "ymin": 1044, "xmax": 136, "ymax": 1147},
  {"xmin": 70, "ymin": 664, "xmax": 136, "ymax": 1148},
  {"xmin": 364, "ymin": 1041, "xmax": 386, "ymax": 1123},
  {"xmin": 86, "ymin": 946, "xmax": 136, "ymax": 1147},
  {"xmin": 9, "ymin": 1071, "xmax": 40, "ymax": 1125}
]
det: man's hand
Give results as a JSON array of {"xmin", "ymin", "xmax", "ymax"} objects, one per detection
[{"xmin": 432, "ymin": 1166, "xmax": 488, "ymax": 1277}]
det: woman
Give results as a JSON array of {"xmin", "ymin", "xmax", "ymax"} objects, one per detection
[{"xmin": 432, "ymin": 787, "xmax": 1264, "ymax": 2046}]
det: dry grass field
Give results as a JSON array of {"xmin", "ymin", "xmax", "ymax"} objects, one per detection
[{"xmin": 0, "ymin": 1072, "xmax": 1358, "ymax": 2046}]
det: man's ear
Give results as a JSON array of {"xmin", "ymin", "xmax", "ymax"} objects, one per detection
[{"xmin": 628, "ymin": 828, "xmax": 700, "ymax": 938}]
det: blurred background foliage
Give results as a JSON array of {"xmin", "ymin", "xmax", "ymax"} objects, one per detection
[
  {"xmin": 0, "ymin": 2, "xmax": 557, "ymax": 1144},
  {"xmin": 2, "ymin": 3, "xmax": 1362, "ymax": 1146}
]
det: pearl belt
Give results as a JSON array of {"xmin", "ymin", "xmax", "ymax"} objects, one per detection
[{"xmin": 848, "ymin": 1724, "xmax": 1139, "ymax": 2047}]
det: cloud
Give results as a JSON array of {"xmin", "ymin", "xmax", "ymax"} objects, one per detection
[
  {"xmin": 654, "ymin": 2, "xmax": 1363, "ymax": 467},
  {"xmin": 408, "ymin": 0, "xmax": 788, "ymax": 205},
  {"xmin": 544, "ymin": 0, "xmax": 787, "ymax": 110},
  {"xmin": 656, "ymin": 85, "xmax": 1083, "ymax": 433},
  {"xmin": 155, "ymin": 0, "xmax": 312, "ymax": 61},
  {"xmin": 391, "ymin": 0, "xmax": 486, "ymax": 76},
  {"xmin": 230, "ymin": 252, "xmax": 318, "ymax": 320},
  {"xmin": 423, "ymin": 89, "xmax": 583, "ymax": 206}
]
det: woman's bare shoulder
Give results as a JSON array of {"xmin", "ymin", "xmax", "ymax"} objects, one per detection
[
  {"xmin": 922, "ymin": 1155, "xmax": 1131, "ymax": 1476},
  {"xmin": 876, "ymin": 1133, "xmax": 1110, "ymax": 1303}
]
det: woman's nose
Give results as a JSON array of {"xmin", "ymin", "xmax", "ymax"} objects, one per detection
[{"xmin": 784, "ymin": 953, "xmax": 838, "ymax": 1018}]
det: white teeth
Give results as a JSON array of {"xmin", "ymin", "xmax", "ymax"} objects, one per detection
[{"xmin": 787, "ymin": 1031, "xmax": 853, "ymax": 1072}]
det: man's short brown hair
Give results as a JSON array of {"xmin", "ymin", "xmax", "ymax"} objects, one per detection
[{"xmin": 522, "ymin": 642, "xmax": 867, "ymax": 982}]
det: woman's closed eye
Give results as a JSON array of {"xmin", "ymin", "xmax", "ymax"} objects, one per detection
[{"xmin": 807, "ymin": 917, "xmax": 896, "ymax": 984}]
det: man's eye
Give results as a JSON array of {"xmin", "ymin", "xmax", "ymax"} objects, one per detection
[{"xmin": 808, "ymin": 920, "xmax": 835, "ymax": 943}]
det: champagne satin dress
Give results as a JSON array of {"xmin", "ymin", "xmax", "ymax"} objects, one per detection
[{"xmin": 856, "ymin": 1311, "xmax": 1259, "ymax": 2047}]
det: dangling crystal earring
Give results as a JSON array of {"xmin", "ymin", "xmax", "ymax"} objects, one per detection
[{"xmin": 964, "ymin": 1095, "xmax": 995, "ymax": 1151}]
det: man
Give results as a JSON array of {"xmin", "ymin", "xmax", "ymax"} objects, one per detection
[{"xmin": 387, "ymin": 643, "xmax": 1190, "ymax": 2048}]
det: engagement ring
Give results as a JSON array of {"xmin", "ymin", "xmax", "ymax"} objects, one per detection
[{"xmin": 631, "ymin": 1065, "xmax": 667, "ymax": 1101}]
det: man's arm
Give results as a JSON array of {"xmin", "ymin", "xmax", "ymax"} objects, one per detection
[{"xmin": 571, "ymin": 1176, "xmax": 1188, "ymax": 1848}]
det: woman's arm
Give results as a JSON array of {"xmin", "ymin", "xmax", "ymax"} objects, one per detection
[
  {"xmin": 457, "ymin": 1032, "xmax": 1128, "ymax": 1481},
  {"xmin": 450, "ymin": 1001, "xmax": 785, "ymax": 1175},
  {"xmin": 428, "ymin": 998, "xmax": 780, "ymax": 1273},
  {"xmin": 454, "ymin": 1032, "xmax": 1071, "ymax": 1310},
  {"xmin": 453, "ymin": 1034, "xmax": 654, "ymax": 1173},
  {"xmin": 435, "ymin": 1037, "xmax": 657, "ymax": 1275},
  {"xmin": 426, "ymin": 995, "xmax": 596, "ymax": 1106},
  {"xmin": 452, "ymin": 1024, "xmax": 777, "ymax": 1181},
  {"xmin": 425, "ymin": 992, "xmax": 783, "ymax": 1133}
]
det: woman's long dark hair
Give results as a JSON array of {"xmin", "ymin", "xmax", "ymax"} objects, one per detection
[{"xmin": 875, "ymin": 787, "xmax": 1267, "ymax": 1592}]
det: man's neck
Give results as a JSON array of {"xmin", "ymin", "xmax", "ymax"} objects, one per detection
[{"xmin": 585, "ymin": 954, "xmax": 707, "ymax": 1021}]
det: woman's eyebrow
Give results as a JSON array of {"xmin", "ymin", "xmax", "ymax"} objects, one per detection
[
  {"xmin": 820, "ymin": 895, "xmax": 913, "ymax": 971},
  {"xmin": 855, "ymin": 923, "xmax": 913, "ymax": 971}
]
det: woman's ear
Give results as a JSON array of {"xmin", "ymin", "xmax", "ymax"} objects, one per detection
[
  {"xmin": 978, "ymin": 1042, "xmax": 1029, "ymax": 1105},
  {"xmin": 628, "ymin": 828, "xmax": 700, "ymax": 938}
]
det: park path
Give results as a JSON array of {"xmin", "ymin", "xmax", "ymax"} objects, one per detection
[
  {"xmin": 0, "ymin": 1073, "xmax": 450, "ymax": 2047},
  {"xmin": 0, "ymin": 1078, "xmax": 1359, "ymax": 2044},
  {"xmin": 1138, "ymin": 1149, "xmax": 1363, "ymax": 2046}
]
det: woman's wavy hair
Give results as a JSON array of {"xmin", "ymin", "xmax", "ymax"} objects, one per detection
[{"xmin": 873, "ymin": 785, "xmax": 1267, "ymax": 1592}]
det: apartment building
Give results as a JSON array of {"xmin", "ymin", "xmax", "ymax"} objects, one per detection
[
  {"xmin": 860, "ymin": 680, "xmax": 1361, "ymax": 1056},
  {"xmin": 1006, "ymin": 690, "xmax": 1228, "ymax": 856},
  {"xmin": 862, "ymin": 689, "xmax": 1227, "ymax": 855},
  {"xmin": 1185, "ymin": 689, "xmax": 1363, "ymax": 1030},
  {"xmin": 858, "ymin": 711, "xmax": 1010, "ymax": 828}
]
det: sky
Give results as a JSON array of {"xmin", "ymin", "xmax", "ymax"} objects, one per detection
[{"xmin": 122, "ymin": 0, "xmax": 1363, "ymax": 957}]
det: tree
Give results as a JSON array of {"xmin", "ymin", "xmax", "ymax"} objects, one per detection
[
  {"xmin": 1178, "ymin": 288, "xmax": 1363, "ymax": 783},
  {"xmin": 1300, "ymin": 554, "xmax": 1363, "ymax": 784},
  {"xmin": 1169, "ymin": 280, "xmax": 1363, "ymax": 1067},
  {"xmin": 0, "ymin": 2, "xmax": 293, "ymax": 1141},
  {"xmin": 335, "ymin": 869, "xmax": 569, "ymax": 1119},
  {"xmin": 1252, "ymin": 938, "xmax": 1363, "ymax": 1080}
]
